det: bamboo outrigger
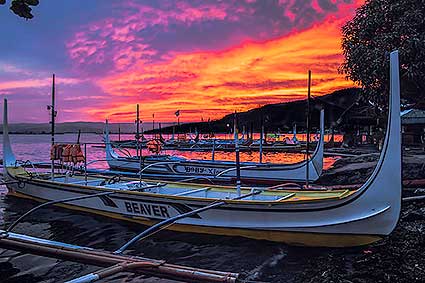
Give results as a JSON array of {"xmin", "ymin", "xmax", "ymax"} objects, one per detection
[
  {"xmin": 1, "ymin": 51, "xmax": 401, "ymax": 249},
  {"xmin": 0, "ymin": 230, "xmax": 239, "ymax": 282}
]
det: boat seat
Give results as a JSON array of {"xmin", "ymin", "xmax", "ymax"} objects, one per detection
[
  {"xmin": 276, "ymin": 193, "xmax": 296, "ymax": 202},
  {"xmin": 67, "ymin": 179, "xmax": 104, "ymax": 185},
  {"xmin": 173, "ymin": 187, "xmax": 211, "ymax": 196}
]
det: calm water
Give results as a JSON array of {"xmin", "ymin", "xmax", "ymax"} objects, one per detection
[{"xmin": 0, "ymin": 134, "xmax": 345, "ymax": 283}]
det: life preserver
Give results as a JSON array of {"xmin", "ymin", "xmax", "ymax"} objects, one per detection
[
  {"xmin": 62, "ymin": 144, "xmax": 72, "ymax": 163},
  {"xmin": 50, "ymin": 144, "xmax": 64, "ymax": 160},
  {"xmin": 147, "ymin": 140, "xmax": 162, "ymax": 154},
  {"xmin": 51, "ymin": 143, "xmax": 85, "ymax": 164},
  {"xmin": 70, "ymin": 144, "xmax": 85, "ymax": 164}
]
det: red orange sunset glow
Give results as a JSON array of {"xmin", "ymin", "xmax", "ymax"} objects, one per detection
[
  {"xmin": 1, "ymin": 0, "xmax": 364, "ymax": 123},
  {"xmin": 94, "ymin": 18, "xmax": 355, "ymax": 122}
]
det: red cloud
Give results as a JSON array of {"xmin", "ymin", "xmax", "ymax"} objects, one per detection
[{"xmin": 65, "ymin": 0, "xmax": 364, "ymax": 122}]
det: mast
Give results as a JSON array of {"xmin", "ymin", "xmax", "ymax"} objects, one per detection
[
  {"xmin": 135, "ymin": 104, "xmax": 140, "ymax": 156},
  {"xmin": 259, "ymin": 117, "xmax": 264, "ymax": 163},
  {"xmin": 250, "ymin": 122, "xmax": 254, "ymax": 141},
  {"xmin": 152, "ymin": 113, "xmax": 155, "ymax": 139},
  {"xmin": 50, "ymin": 74, "xmax": 56, "ymax": 180},
  {"xmin": 177, "ymin": 115, "xmax": 180, "ymax": 140},
  {"xmin": 306, "ymin": 70, "xmax": 311, "ymax": 188},
  {"xmin": 135, "ymin": 104, "xmax": 142, "ymax": 186},
  {"xmin": 118, "ymin": 123, "xmax": 121, "ymax": 142},
  {"xmin": 234, "ymin": 112, "xmax": 241, "ymax": 196}
]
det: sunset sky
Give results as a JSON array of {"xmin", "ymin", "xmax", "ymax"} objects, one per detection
[{"xmin": 0, "ymin": 0, "xmax": 363, "ymax": 123}]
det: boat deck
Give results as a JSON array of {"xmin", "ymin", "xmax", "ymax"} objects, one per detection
[{"xmin": 44, "ymin": 174, "xmax": 355, "ymax": 203}]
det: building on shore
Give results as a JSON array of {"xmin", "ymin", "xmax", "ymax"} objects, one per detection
[{"xmin": 401, "ymin": 109, "xmax": 425, "ymax": 146}]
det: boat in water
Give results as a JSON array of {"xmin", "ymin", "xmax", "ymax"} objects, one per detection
[
  {"xmin": 2, "ymin": 51, "xmax": 401, "ymax": 247},
  {"xmin": 104, "ymin": 109, "xmax": 325, "ymax": 185}
]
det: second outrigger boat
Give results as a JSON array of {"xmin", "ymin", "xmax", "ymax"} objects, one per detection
[
  {"xmin": 2, "ymin": 51, "xmax": 402, "ymax": 247},
  {"xmin": 104, "ymin": 110, "xmax": 325, "ymax": 185}
]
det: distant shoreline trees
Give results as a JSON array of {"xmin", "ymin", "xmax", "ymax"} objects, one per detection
[{"xmin": 340, "ymin": 0, "xmax": 425, "ymax": 109}]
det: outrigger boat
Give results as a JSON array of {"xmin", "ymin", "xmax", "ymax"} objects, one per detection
[
  {"xmin": 104, "ymin": 110, "xmax": 324, "ymax": 185},
  {"xmin": 2, "ymin": 51, "xmax": 401, "ymax": 247}
]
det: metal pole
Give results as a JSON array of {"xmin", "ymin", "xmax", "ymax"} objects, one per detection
[
  {"xmin": 152, "ymin": 113, "xmax": 155, "ymax": 139},
  {"xmin": 159, "ymin": 122, "xmax": 162, "ymax": 144},
  {"xmin": 306, "ymin": 70, "xmax": 311, "ymax": 188},
  {"xmin": 136, "ymin": 105, "xmax": 142, "ymax": 186},
  {"xmin": 234, "ymin": 112, "xmax": 241, "ymax": 196},
  {"xmin": 250, "ymin": 122, "xmax": 254, "ymax": 141},
  {"xmin": 136, "ymin": 105, "xmax": 140, "ymax": 157},
  {"xmin": 118, "ymin": 124, "xmax": 121, "ymax": 142},
  {"xmin": 177, "ymin": 116, "xmax": 180, "ymax": 140},
  {"xmin": 114, "ymin": 189, "xmax": 261, "ymax": 254},
  {"xmin": 259, "ymin": 119, "xmax": 264, "ymax": 163},
  {"xmin": 84, "ymin": 143, "xmax": 87, "ymax": 185},
  {"xmin": 50, "ymin": 74, "xmax": 56, "ymax": 180},
  {"xmin": 212, "ymin": 138, "xmax": 215, "ymax": 161}
]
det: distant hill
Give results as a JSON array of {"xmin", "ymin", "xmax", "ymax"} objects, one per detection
[
  {"xmin": 156, "ymin": 88, "xmax": 362, "ymax": 134},
  {"xmin": 2, "ymin": 122, "xmax": 174, "ymax": 134}
]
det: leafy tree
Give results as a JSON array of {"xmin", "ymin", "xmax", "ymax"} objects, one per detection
[
  {"xmin": 340, "ymin": 0, "xmax": 425, "ymax": 108},
  {"xmin": 0, "ymin": 0, "xmax": 39, "ymax": 19}
]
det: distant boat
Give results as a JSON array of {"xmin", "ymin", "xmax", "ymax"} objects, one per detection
[
  {"xmin": 104, "ymin": 110, "xmax": 325, "ymax": 185},
  {"xmin": 2, "ymin": 51, "xmax": 401, "ymax": 247}
]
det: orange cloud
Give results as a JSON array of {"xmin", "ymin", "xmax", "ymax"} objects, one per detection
[{"xmin": 92, "ymin": 15, "xmax": 356, "ymax": 122}]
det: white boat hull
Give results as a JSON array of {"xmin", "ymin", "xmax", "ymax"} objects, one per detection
[
  {"xmin": 5, "ymin": 178, "xmax": 387, "ymax": 247},
  {"xmin": 105, "ymin": 111, "xmax": 325, "ymax": 184}
]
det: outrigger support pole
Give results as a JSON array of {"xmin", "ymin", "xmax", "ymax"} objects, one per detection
[
  {"xmin": 0, "ymin": 230, "xmax": 239, "ymax": 283},
  {"xmin": 114, "ymin": 189, "xmax": 262, "ymax": 255},
  {"xmin": 3, "ymin": 183, "xmax": 166, "ymax": 234}
]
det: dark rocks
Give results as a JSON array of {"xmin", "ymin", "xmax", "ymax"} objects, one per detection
[{"xmin": 319, "ymin": 151, "xmax": 425, "ymax": 185}]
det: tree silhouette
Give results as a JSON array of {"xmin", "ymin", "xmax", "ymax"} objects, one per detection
[
  {"xmin": 1, "ymin": 0, "xmax": 39, "ymax": 19},
  {"xmin": 340, "ymin": 0, "xmax": 425, "ymax": 108}
]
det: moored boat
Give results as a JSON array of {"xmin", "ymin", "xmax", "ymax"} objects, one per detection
[
  {"xmin": 104, "ymin": 109, "xmax": 325, "ymax": 185},
  {"xmin": 2, "ymin": 51, "xmax": 401, "ymax": 247}
]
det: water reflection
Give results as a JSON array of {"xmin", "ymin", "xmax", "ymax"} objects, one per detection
[{"xmin": 0, "ymin": 133, "xmax": 338, "ymax": 170}]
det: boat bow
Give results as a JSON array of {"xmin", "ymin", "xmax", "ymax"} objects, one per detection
[
  {"xmin": 104, "ymin": 120, "xmax": 120, "ymax": 161},
  {"xmin": 327, "ymin": 50, "xmax": 401, "ymax": 235},
  {"xmin": 2, "ymin": 98, "xmax": 17, "ymax": 168}
]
